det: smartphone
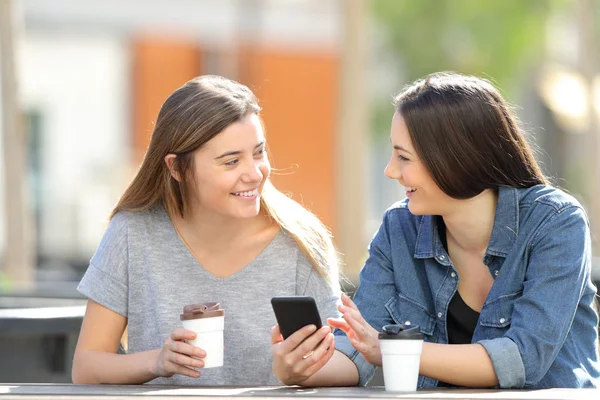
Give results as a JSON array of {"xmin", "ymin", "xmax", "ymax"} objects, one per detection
[{"xmin": 271, "ymin": 296, "xmax": 323, "ymax": 340}]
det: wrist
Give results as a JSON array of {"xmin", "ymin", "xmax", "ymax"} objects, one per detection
[{"xmin": 147, "ymin": 349, "xmax": 162, "ymax": 378}]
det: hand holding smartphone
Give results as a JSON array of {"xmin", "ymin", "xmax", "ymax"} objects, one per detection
[{"xmin": 271, "ymin": 296, "xmax": 322, "ymax": 340}]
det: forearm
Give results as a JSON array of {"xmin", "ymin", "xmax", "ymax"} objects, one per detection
[
  {"xmin": 72, "ymin": 349, "xmax": 160, "ymax": 384},
  {"xmin": 420, "ymin": 343, "xmax": 498, "ymax": 387},
  {"xmin": 300, "ymin": 350, "xmax": 359, "ymax": 387}
]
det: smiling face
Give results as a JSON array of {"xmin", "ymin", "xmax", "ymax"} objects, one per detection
[
  {"xmin": 384, "ymin": 112, "xmax": 454, "ymax": 215},
  {"xmin": 184, "ymin": 113, "xmax": 270, "ymax": 220}
]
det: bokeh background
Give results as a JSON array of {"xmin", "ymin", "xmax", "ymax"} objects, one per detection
[{"xmin": 0, "ymin": 0, "xmax": 599, "ymax": 383}]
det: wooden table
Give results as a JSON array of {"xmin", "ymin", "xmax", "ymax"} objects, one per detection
[{"xmin": 0, "ymin": 384, "xmax": 598, "ymax": 400}]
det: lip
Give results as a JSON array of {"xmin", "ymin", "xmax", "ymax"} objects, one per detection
[{"xmin": 406, "ymin": 190, "xmax": 416, "ymax": 198}]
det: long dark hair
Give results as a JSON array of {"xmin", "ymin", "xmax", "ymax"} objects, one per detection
[{"xmin": 394, "ymin": 72, "xmax": 549, "ymax": 199}]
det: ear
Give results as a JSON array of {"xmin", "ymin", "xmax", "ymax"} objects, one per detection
[{"xmin": 164, "ymin": 154, "xmax": 182, "ymax": 182}]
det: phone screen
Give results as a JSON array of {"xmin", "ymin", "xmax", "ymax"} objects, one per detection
[{"xmin": 271, "ymin": 296, "xmax": 323, "ymax": 339}]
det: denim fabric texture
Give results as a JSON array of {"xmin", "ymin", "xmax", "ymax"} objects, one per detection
[{"xmin": 335, "ymin": 185, "xmax": 600, "ymax": 388}]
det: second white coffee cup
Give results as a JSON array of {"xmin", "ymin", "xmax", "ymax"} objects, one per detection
[{"xmin": 379, "ymin": 324, "xmax": 424, "ymax": 391}]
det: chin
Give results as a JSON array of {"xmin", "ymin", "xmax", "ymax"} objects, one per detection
[
  {"xmin": 407, "ymin": 202, "xmax": 428, "ymax": 216},
  {"xmin": 237, "ymin": 206, "xmax": 261, "ymax": 219}
]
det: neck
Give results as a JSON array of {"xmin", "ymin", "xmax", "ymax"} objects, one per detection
[
  {"xmin": 441, "ymin": 189, "xmax": 498, "ymax": 253},
  {"xmin": 171, "ymin": 206, "xmax": 272, "ymax": 249}
]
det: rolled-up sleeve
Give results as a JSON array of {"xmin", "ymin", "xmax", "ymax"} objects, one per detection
[
  {"xmin": 334, "ymin": 333, "xmax": 376, "ymax": 386},
  {"xmin": 478, "ymin": 337, "xmax": 526, "ymax": 388}
]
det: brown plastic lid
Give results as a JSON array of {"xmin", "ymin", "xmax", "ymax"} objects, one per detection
[{"xmin": 180, "ymin": 302, "xmax": 225, "ymax": 321}]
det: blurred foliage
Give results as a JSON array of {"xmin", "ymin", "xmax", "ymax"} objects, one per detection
[
  {"xmin": 370, "ymin": 0, "xmax": 568, "ymax": 135},
  {"xmin": 0, "ymin": 272, "xmax": 11, "ymax": 291}
]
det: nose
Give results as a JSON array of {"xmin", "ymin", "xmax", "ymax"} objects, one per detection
[
  {"xmin": 384, "ymin": 158, "xmax": 400, "ymax": 181},
  {"xmin": 242, "ymin": 159, "xmax": 263, "ymax": 183}
]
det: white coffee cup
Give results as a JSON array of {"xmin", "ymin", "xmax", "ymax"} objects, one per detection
[
  {"xmin": 379, "ymin": 324, "xmax": 424, "ymax": 391},
  {"xmin": 180, "ymin": 302, "xmax": 225, "ymax": 368}
]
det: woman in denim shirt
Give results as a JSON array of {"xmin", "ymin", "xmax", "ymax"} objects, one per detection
[{"xmin": 271, "ymin": 72, "xmax": 600, "ymax": 388}]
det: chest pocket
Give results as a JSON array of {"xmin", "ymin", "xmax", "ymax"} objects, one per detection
[
  {"xmin": 479, "ymin": 291, "xmax": 521, "ymax": 328},
  {"xmin": 385, "ymin": 294, "xmax": 436, "ymax": 336}
]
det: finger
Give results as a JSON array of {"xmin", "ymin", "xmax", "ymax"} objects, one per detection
[
  {"xmin": 303, "ymin": 334, "xmax": 336, "ymax": 376},
  {"xmin": 328, "ymin": 317, "xmax": 360, "ymax": 343},
  {"xmin": 170, "ymin": 340, "xmax": 206, "ymax": 359},
  {"xmin": 279, "ymin": 324, "xmax": 318, "ymax": 353},
  {"xmin": 166, "ymin": 350, "xmax": 205, "ymax": 370},
  {"xmin": 168, "ymin": 362, "xmax": 202, "ymax": 378},
  {"xmin": 342, "ymin": 312, "xmax": 372, "ymax": 341},
  {"xmin": 341, "ymin": 293, "xmax": 360, "ymax": 311},
  {"xmin": 171, "ymin": 328, "xmax": 197, "ymax": 341},
  {"xmin": 339, "ymin": 302, "xmax": 371, "ymax": 330},
  {"xmin": 292, "ymin": 326, "xmax": 331, "ymax": 360},
  {"xmin": 271, "ymin": 324, "xmax": 284, "ymax": 344},
  {"xmin": 327, "ymin": 317, "xmax": 351, "ymax": 333},
  {"xmin": 300, "ymin": 331, "xmax": 333, "ymax": 364}
]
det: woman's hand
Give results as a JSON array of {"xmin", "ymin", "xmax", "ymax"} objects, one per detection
[
  {"xmin": 271, "ymin": 323, "xmax": 335, "ymax": 385},
  {"xmin": 152, "ymin": 328, "xmax": 206, "ymax": 378},
  {"xmin": 328, "ymin": 293, "xmax": 382, "ymax": 366}
]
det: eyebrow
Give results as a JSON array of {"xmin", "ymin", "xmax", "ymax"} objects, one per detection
[
  {"xmin": 214, "ymin": 141, "xmax": 265, "ymax": 160},
  {"xmin": 393, "ymin": 144, "xmax": 413, "ymax": 155}
]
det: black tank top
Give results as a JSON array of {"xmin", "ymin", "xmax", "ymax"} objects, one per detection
[{"xmin": 437, "ymin": 217, "xmax": 480, "ymax": 387}]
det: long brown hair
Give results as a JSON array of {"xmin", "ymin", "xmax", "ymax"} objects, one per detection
[
  {"xmin": 394, "ymin": 72, "xmax": 549, "ymax": 198},
  {"xmin": 112, "ymin": 75, "xmax": 338, "ymax": 284}
]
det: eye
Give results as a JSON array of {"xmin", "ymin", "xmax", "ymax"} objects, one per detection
[
  {"xmin": 398, "ymin": 155, "xmax": 409, "ymax": 162},
  {"xmin": 254, "ymin": 147, "xmax": 266, "ymax": 157},
  {"xmin": 224, "ymin": 159, "xmax": 239, "ymax": 166}
]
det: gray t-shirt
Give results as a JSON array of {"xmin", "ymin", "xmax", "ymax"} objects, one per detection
[{"xmin": 77, "ymin": 204, "xmax": 341, "ymax": 386}]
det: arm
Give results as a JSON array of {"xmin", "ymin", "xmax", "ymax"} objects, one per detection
[
  {"xmin": 300, "ymin": 350, "xmax": 359, "ymax": 386},
  {"xmin": 331, "ymin": 293, "xmax": 498, "ymax": 387},
  {"xmin": 271, "ymin": 245, "xmax": 351, "ymax": 386},
  {"xmin": 72, "ymin": 300, "xmax": 205, "ymax": 384},
  {"xmin": 420, "ymin": 343, "xmax": 497, "ymax": 387},
  {"xmin": 270, "ymin": 322, "xmax": 358, "ymax": 386}
]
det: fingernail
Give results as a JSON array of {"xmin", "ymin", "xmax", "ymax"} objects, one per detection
[{"xmin": 309, "ymin": 325, "xmax": 317, "ymax": 332}]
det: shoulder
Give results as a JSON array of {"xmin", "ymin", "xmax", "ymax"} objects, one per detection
[
  {"xmin": 517, "ymin": 184, "xmax": 584, "ymax": 213},
  {"xmin": 268, "ymin": 229, "xmax": 300, "ymax": 251},
  {"xmin": 109, "ymin": 203, "xmax": 170, "ymax": 236},
  {"xmin": 515, "ymin": 185, "xmax": 589, "ymax": 242}
]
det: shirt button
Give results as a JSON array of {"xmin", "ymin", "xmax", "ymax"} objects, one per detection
[
  {"xmin": 450, "ymin": 272, "xmax": 456, "ymax": 278},
  {"xmin": 405, "ymin": 321, "xmax": 411, "ymax": 325},
  {"xmin": 437, "ymin": 312, "xmax": 443, "ymax": 318},
  {"xmin": 494, "ymin": 270, "xmax": 499, "ymax": 276},
  {"xmin": 499, "ymin": 318, "xmax": 506, "ymax": 323},
  {"xmin": 438, "ymin": 255, "xmax": 445, "ymax": 261}
]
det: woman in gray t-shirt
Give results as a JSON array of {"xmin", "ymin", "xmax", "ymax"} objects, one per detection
[{"xmin": 73, "ymin": 75, "xmax": 341, "ymax": 386}]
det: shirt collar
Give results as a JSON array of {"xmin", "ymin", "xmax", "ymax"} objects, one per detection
[{"xmin": 413, "ymin": 186, "xmax": 519, "ymax": 260}]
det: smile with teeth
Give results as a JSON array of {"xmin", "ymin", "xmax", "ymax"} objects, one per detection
[
  {"xmin": 232, "ymin": 188, "xmax": 258, "ymax": 197},
  {"xmin": 406, "ymin": 187, "xmax": 417, "ymax": 193}
]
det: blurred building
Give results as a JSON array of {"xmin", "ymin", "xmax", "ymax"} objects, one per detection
[{"xmin": 1, "ymin": 0, "xmax": 369, "ymax": 284}]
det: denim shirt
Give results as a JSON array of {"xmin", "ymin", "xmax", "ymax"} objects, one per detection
[{"xmin": 335, "ymin": 185, "xmax": 600, "ymax": 388}]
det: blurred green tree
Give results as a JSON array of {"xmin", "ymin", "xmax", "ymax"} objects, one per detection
[{"xmin": 370, "ymin": 0, "xmax": 567, "ymax": 134}]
